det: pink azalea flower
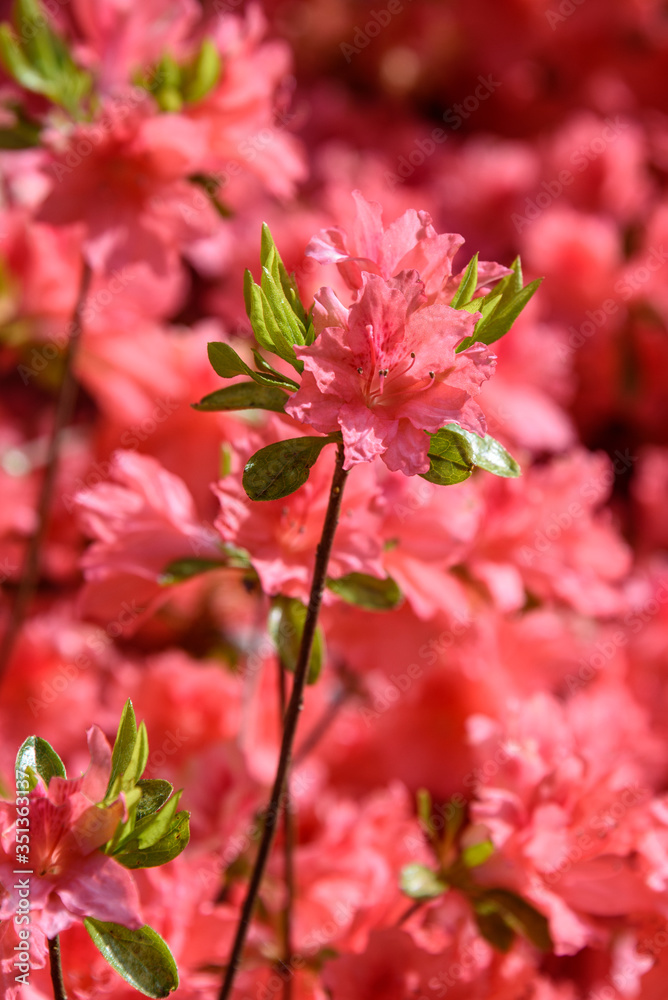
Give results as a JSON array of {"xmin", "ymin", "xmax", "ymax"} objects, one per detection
[
  {"xmin": 285, "ymin": 271, "xmax": 496, "ymax": 475},
  {"xmin": 0, "ymin": 726, "xmax": 143, "ymax": 941},
  {"xmin": 306, "ymin": 190, "xmax": 511, "ymax": 301},
  {"xmin": 37, "ymin": 94, "xmax": 218, "ymax": 276},
  {"xmin": 75, "ymin": 450, "xmax": 222, "ymax": 627}
]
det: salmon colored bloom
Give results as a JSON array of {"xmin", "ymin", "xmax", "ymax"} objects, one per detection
[
  {"xmin": 0, "ymin": 727, "xmax": 143, "ymax": 939},
  {"xmin": 285, "ymin": 271, "xmax": 496, "ymax": 475},
  {"xmin": 306, "ymin": 189, "xmax": 511, "ymax": 302}
]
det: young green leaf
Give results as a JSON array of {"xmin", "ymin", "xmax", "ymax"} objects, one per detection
[
  {"xmin": 260, "ymin": 222, "xmax": 308, "ymax": 327},
  {"xmin": 455, "ymin": 257, "xmax": 542, "ymax": 352},
  {"xmin": 441, "ymin": 424, "xmax": 520, "ymax": 478},
  {"xmin": 243, "ymin": 436, "xmax": 334, "ymax": 501},
  {"xmin": 84, "ymin": 919, "xmax": 179, "ymax": 998},
  {"xmin": 105, "ymin": 700, "xmax": 137, "ymax": 803},
  {"xmin": 461, "ymin": 839, "xmax": 495, "ymax": 868},
  {"xmin": 192, "ymin": 383, "xmax": 289, "ymax": 413},
  {"xmin": 268, "ymin": 596, "xmax": 324, "ymax": 684},
  {"xmin": 135, "ymin": 779, "xmax": 174, "ymax": 821},
  {"xmin": 400, "ymin": 863, "xmax": 448, "ymax": 900},
  {"xmin": 477, "ymin": 889, "xmax": 552, "ymax": 951},
  {"xmin": 450, "ymin": 253, "xmax": 479, "ymax": 309},
  {"xmin": 120, "ymin": 721, "xmax": 149, "ymax": 792},
  {"xmin": 15, "ymin": 736, "xmax": 66, "ymax": 790},
  {"xmin": 473, "ymin": 906, "xmax": 515, "ymax": 952},
  {"xmin": 181, "ymin": 37, "xmax": 221, "ymax": 104},
  {"xmin": 116, "ymin": 811, "xmax": 191, "ymax": 869},
  {"xmin": 326, "ymin": 572, "xmax": 403, "ymax": 611},
  {"xmin": 420, "ymin": 429, "xmax": 474, "ymax": 486},
  {"xmin": 159, "ymin": 556, "xmax": 231, "ymax": 585}
]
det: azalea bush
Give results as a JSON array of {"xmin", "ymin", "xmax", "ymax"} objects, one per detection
[{"xmin": 1, "ymin": 1, "xmax": 668, "ymax": 999}]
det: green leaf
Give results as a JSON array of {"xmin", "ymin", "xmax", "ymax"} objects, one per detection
[
  {"xmin": 461, "ymin": 839, "xmax": 495, "ymax": 868},
  {"xmin": 261, "ymin": 223, "xmax": 307, "ymax": 327},
  {"xmin": 105, "ymin": 701, "xmax": 137, "ymax": 803},
  {"xmin": 420, "ymin": 429, "xmax": 474, "ymax": 486},
  {"xmin": 251, "ymin": 349, "xmax": 300, "ymax": 388},
  {"xmin": 326, "ymin": 572, "xmax": 403, "ymax": 611},
  {"xmin": 207, "ymin": 341, "xmax": 298, "ymax": 390},
  {"xmin": 477, "ymin": 889, "xmax": 552, "ymax": 951},
  {"xmin": 84, "ymin": 919, "xmax": 179, "ymax": 998},
  {"xmin": 268, "ymin": 596, "xmax": 324, "ymax": 685},
  {"xmin": 400, "ymin": 863, "xmax": 448, "ymax": 900},
  {"xmin": 244, "ymin": 225, "xmax": 309, "ymax": 370},
  {"xmin": 121, "ymin": 721, "xmax": 149, "ymax": 792},
  {"xmin": 192, "ymin": 382, "xmax": 289, "ymax": 413},
  {"xmin": 441, "ymin": 424, "xmax": 520, "ymax": 478},
  {"xmin": 182, "ymin": 37, "xmax": 221, "ymax": 104},
  {"xmin": 159, "ymin": 556, "xmax": 229, "ymax": 586},
  {"xmin": 135, "ymin": 791, "xmax": 183, "ymax": 850},
  {"xmin": 246, "ymin": 276, "xmax": 304, "ymax": 372},
  {"xmin": 243, "ymin": 436, "xmax": 334, "ymax": 501},
  {"xmin": 116, "ymin": 810, "xmax": 190, "ymax": 869},
  {"xmin": 0, "ymin": 1, "xmax": 92, "ymax": 114},
  {"xmin": 473, "ymin": 907, "xmax": 515, "ymax": 952},
  {"xmin": 450, "ymin": 253, "xmax": 479, "ymax": 309},
  {"xmin": 15, "ymin": 736, "xmax": 65, "ymax": 790},
  {"xmin": 416, "ymin": 788, "xmax": 432, "ymax": 831},
  {"xmin": 456, "ymin": 257, "xmax": 543, "ymax": 352},
  {"xmin": 135, "ymin": 779, "xmax": 174, "ymax": 821}
]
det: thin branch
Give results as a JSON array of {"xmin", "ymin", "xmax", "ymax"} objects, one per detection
[
  {"xmin": 218, "ymin": 442, "xmax": 349, "ymax": 1000},
  {"xmin": 48, "ymin": 935, "xmax": 68, "ymax": 1000},
  {"xmin": 0, "ymin": 260, "xmax": 92, "ymax": 685},
  {"xmin": 277, "ymin": 661, "xmax": 295, "ymax": 1000}
]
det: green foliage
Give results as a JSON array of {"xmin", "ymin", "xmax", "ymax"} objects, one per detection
[
  {"xmin": 138, "ymin": 38, "xmax": 221, "ymax": 112},
  {"xmin": 473, "ymin": 889, "xmax": 552, "ymax": 952},
  {"xmin": 243, "ymin": 436, "xmax": 335, "ymax": 501},
  {"xmin": 400, "ymin": 863, "xmax": 448, "ymax": 900},
  {"xmin": 420, "ymin": 429, "xmax": 474, "ymax": 486},
  {"xmin": 100, "ymin": 701, "xmax": 190, "ymax": 872},
  {"xmin": 326, "ymin": 572, "xmax": 403, "ymax": 611},
  {"xmin": 206, "ymin": 342, "xmax": 299, "ymax": 391},
  {"xmin": 192, "ymin": 382, "xmax": 289, "ymax": 413},
  {"xmin": 449, "ymin": 253, "xmax": 479, "ymax": 309},
  {"xmin": 0, "ymin": 0, "xmax": 92, "ymax": 115},
  {"xmin": 15, "ymin": 735, "xmax": 66, "ymax": 790},
  {"xmin": 84, "ymin": 919, "xmax": 179, "ymax": 997},
  {"xmin": 243, "ymin": 225, "xmax": 312, "ymax": 370},
  {"xmin": 421, "ymin": 425, "xmax": 520, "ymax": 486},
  {"xmin": 454, "ymin": 257, "xmax": 543, "ymax": 352},
  {"xmin": 268, "ymin": 596, "xmax": 324, "ymax": 684}
]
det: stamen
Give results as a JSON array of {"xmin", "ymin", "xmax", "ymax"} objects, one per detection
[
  {"xmin": 429, "ymin": 371, "xmax": 435, "ymax": 379},
  {"xmin": 357, "ymin": 367, "xmax": 363, "ymax": 374}
]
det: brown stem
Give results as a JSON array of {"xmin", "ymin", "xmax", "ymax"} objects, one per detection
[
  {"xmin": 219, "ymin": 443, "xmax": 348, "ymax": 1000},
  {"xmin": 277, "ymin": 661, "xmax": 294, "ymax": 1000},
  {"xmin": 48, "ymin": 935, "xmax": 68, "ymax": 1000},
  {"xmin": 0, "ymin": 260, "xmax": 92, "ymax": 685},
  {"xmin": 396, "ymin": 899, "xmax": 425, "ymax": 926}
]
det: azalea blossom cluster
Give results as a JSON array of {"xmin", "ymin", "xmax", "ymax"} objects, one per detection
[{"xmin": 0, "ymin": 0, "xmax": 668, "ymax": 999}]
